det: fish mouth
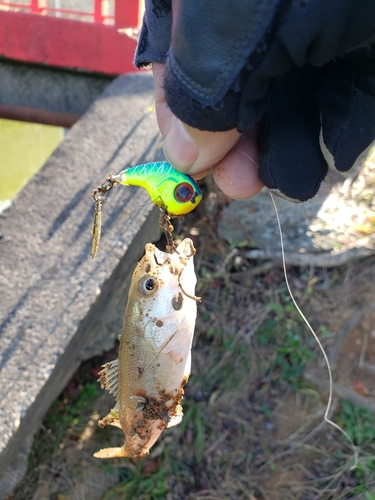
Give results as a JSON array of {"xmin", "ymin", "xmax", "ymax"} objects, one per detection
[
  {"xmin": 142, "ymin": 240, "xmax": 196, "ymax": 288},
  {"xmin": 149, "ymin": 239, "xmax": 195, "ymax": 267},
  {"xmin": 176, "ymin": 239, "xmax": 195, "ymax": 257},
  {"xmin": 152, "ymin": 248, "xmax": 170, "ymax": 267}
]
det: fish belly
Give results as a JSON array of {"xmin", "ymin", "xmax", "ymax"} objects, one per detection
[{"xmin": 118, "ymin": 327, "xmax": 192, "ymax": 458}]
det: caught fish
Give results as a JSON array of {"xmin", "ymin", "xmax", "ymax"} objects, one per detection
[
  {"xmin": 94, "ymin": 238, "xmax": 199, "ymax": 459},
  {"xmin": 91, "ymin": 162, "xmax": 202, "ymax": 258}
]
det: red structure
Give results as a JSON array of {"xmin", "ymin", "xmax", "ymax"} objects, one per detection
[{"xmin": 0, "ymin": 1, "xmax": 143, "ymax": 75}]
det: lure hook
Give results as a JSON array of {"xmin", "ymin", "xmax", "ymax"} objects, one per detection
[
  {"xmin": 91, "ymin": 175, "xmax": 120, "ymax": 258},
  {"xmin": 159, "ymin": 207, "xmax": 186, "ymax": 255}
]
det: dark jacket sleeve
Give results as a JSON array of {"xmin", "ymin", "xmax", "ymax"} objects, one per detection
[
  {"xmin": 135, "ymin": 0, "xmax": 375, "ymax": 133},
  {"xmin": 135, "ymin": 0, "xmax": 375, "ymax": 203},
  {"xmin": 135, "ymin": 0, "xmax": 172, "ymax": 67}
]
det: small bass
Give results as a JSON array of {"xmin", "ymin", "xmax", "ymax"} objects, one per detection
[{"xmin": 94, "ymin": 238, "xmax": 198, "ymax": 459}]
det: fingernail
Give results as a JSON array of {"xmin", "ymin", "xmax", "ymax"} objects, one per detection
[{"xmin": 164, "ymin": 119, "xmax": 199, "ymax": 171}]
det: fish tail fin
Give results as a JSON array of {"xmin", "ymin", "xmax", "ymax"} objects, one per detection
[{"xmin": 93, "ymin": 446, "xmax": 128, "ymax": 459}]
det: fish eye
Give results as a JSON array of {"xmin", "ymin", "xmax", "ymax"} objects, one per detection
[
  {"xmin": 174, "ymin": 182, "xmax": 194, "ymax": 203},
  {"xmin": 138, "ymin": 275, "xmax": 158, "ymax": 296}
]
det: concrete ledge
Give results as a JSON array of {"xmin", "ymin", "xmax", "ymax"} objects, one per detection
[
  {"xmin": 0, "ymin": 60, "xmax": 113, "ymax": 117},
  {"xmin": 0, "ymin": 72, "xmax": 162, "ymax": 497}
]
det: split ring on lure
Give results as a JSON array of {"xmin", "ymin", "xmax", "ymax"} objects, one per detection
[{"xmin": 91, "ymin": 162, "xmax": 202, "ymax": 258}]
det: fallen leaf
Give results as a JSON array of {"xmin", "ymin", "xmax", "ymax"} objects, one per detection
[{"xmin": 351, "ymin": 379, "xmax": 370, "ymax": 396}]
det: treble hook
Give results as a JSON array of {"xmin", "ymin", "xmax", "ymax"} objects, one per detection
[{"xmin": 91, "ymin": 175, "xmax": 120, "ymax": 258}]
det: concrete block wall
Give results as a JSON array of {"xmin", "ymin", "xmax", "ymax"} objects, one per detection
[{"xmin": 0, "ymin": 73, "xmax": 162, "ymax": 497}]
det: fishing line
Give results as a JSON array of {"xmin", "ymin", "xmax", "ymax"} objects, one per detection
[
  {"xmin": 127, "ymin": 198, "xmax": 156, "ymax": 210},
  {"xmin": 236, "ymin": 149, "xmax": 358, "ymax": 466}
]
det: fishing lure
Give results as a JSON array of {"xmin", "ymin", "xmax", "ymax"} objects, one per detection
[{"xmin": 91, "ymin": 162, "xmax": 202, "ymax": 258}]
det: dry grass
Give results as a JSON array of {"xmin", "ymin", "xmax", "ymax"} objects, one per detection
[{"xmin": 10, "ymin": 183, "xmax": 375, "ymax": 500}]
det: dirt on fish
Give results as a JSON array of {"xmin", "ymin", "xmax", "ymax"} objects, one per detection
[{"xmin": 142, "ymin": 389, "xmax": 183, "ymax": 427}]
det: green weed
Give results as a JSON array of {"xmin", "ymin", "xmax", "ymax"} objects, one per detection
[
  {"xmin": 335, "ymin": 401, "xmax": 375, "ymax": 495},
  {"xmin": 25, "ymin": 380, "xmax": 101, "ymax": 478},
  {"xmin": 256, "ymin": 298, "xmax": 316, "ymax": 390},
  {"xmin": 103, "ymin": 463, "xmax": 168, "ymax": 500},
  {"xmin": 228, "ymin": 236, "xmax": 256, "ymax": 249},
  {"xmin": 338, "ymin": 400, "xmax": 375, "ymax": 446},
  {"xmin": 319, "ymin": 325, "xmax": 330, "ymax": 337},
  {"xmin": 194, "ymin": 324, "xmax": 248, "ymax": 393},
  {"xmin": 274, "ymin": 330, "xmax": 316, "ymax": 390},
  {"xmin": 179, "ymin": 402, "xmax": 206, "ymax": 462},
  {"xmin": 349, "ymin": 458, "xmax": 375, "ymax": 495},
  {"xmin": 46, "ymin": 382, "xmax": 99, "ymax": 426}
]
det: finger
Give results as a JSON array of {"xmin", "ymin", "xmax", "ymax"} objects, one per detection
[
  {"xmin": 212, "ymin": 132, "xmax": 263, "ymax": 199},
  {"xmin": 152, "ymin": 63, "xmax": 242, "ymax": 176},
  {"xmin": 191, "ymin": 168, "xmax": 212, "ymax": 181},
  {"xmin": 154, "ymin": 62, "xmax": 262, "ymax": 198},
  {"xmin": 153, "ymin": 63, "xmax": 201, "ymax": 167},
  {"xmin": 164, "ymin": 121, "xmax": 241, "ymax": 174},
  {"xmin": 152, "ymin": 62, "xmax": 174, "ymax": 137}
]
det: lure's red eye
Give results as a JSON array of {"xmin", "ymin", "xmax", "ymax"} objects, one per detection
[{"xmin": 175, "ymin": 182, "xmax": 194, "ymax": 203}]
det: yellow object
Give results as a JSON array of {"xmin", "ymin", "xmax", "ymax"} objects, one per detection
[
  {"xmin": 116, "ymin": 161, "xmax": 202, "ymax": 216},
  {"xmin": 0, "ymin": 118, "xmax": 64, "ymax": 211}
]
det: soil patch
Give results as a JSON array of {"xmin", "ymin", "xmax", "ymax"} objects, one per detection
[{"xmin": 10, "ymin": 178, "xmax": 375, "ymax": 500}]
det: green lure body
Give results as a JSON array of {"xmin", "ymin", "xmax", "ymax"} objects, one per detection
[
  {"xmin": 91, "ymin": 161, "xmax": 202, "ymax": 258},
  {"xmin": 116, "ymin": 162, "xmax": 202, "ymax": 216}
]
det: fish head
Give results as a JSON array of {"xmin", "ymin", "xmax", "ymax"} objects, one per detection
[
  {"xmin": 128, "ymin": 238, "xmax": 198, "ymax": 352},
  {"xmin": 131, "ymin": 238, "xmax": 196, "ymax": 302}
]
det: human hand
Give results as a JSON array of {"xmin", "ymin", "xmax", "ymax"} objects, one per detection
[
  {"xmin": 152, "ymin": 62, "xmax": 264, "ymax": 200},
  {"xmin": 137, "ymin": 0, "xmax": 375, "ymax": 202}
]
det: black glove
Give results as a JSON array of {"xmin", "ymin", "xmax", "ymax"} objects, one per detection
[{"xmin": 135, "ymin": 0, "xmax": 375, "ymax": 202}]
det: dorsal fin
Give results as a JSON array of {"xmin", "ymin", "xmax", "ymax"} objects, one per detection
[{"xmin": 98, "ymin": 359, "xmax": 119, "ymax": 399}]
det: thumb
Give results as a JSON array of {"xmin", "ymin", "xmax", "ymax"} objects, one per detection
[
  {"xmin": 153, "ymin": 63, "xmax": 241, "ymax": 177},
  {"xmin": 164, "ymin": 120, "xmax": 241, "ymax": 176}
]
